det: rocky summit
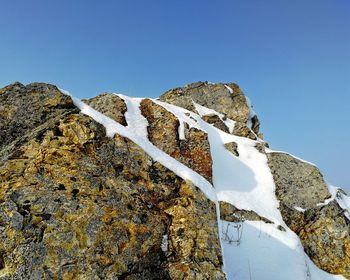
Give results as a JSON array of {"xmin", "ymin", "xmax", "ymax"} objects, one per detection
[{"xmin": 0, "ymin": 81, "xmax": 349, "ymax": 280}]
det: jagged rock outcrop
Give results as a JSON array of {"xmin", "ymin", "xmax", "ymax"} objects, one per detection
[
  {"xmin": 268, "ymin": 152, "xmax": 350, "ymax": 278},
  {"xmin": 0, "ymin": 82, "xmax": 76, "ymax": 150},
  {"xmin": 0, "ymin": 81, "xmax": 349, "ymax": 280},
  {"xmin": 140, "ymin": 99, "xmax": 213, "ymax": 183},
  {"xmin": 224, "ymin": 142, "xmax": 239, "ymax": 157},
  {"xmin": 201, "ymin": 114, "xmax": 229, "ymax": 134},
  {"xmin": 0, "ymin": 83, "xmax": 224, "ymax": 279},
  {"xmin": 159, "ymin": 81, "xmax": 259, "ymax": 139},
  {"xmin": 220, "ymin": 201, "xmax": 272, "ymax": 224},
  {"xmin": 84, "ymin": 93, "xmax": 127, "ymax": 126}
]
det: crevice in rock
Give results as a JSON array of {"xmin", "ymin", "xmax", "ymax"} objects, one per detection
[{"xmin": 0, "ymin": 252, "xmax": 5, "ymax": 270}]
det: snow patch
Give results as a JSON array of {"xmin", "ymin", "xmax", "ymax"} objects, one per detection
[
  {"xmin": 117, "ymin": 94, "xmax": 149, "ymax": 139},
  {"xmin": 294, "ymin": 206, "xmax": 306, "ymax": 212},
  {"xmin": 178, "ymin": 120, "xmax": 186, "ymax": 140},
  {"xmin": 161, "ymin": 235, "xmax": 168, "ymax": 252},
  {"xmin": 224, "ymin": 84, "xmax": 233, "ymax": 93},
  {"xmin": 317, "ymin": 195, "xmax": 336, "ymax": 207},
  {"xmin": 221, "ymin": 220, "xmax": 345, "ymax": 280}
]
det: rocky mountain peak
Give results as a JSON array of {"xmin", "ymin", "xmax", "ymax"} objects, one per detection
[
  {"xmin": 160, "ymin": 81, "xmax": 247, "ymax": 119},
  {"xmin": 0, "ymin": 81, "xmax": 349, "ymax": 280},
  {"xmin": 160, "ymin": 81, "xmax": 260, "ymax": 139}
]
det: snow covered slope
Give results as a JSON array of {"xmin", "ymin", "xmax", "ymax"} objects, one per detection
[{"xmin": 62, "ymin": 88, "xmax": 349, "ymax": 280}]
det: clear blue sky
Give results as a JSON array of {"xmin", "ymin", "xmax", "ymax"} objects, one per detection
[{"xmin": 1, "ymin": 0, "xmax": 349, "ymax": 191}]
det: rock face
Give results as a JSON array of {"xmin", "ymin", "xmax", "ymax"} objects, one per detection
[
  {"xmin": 201, "ymin": 115, "xmax": 229, "ymax": 134},
  {"xmin": 224, "ymin": 142, "xmax": 239, "ymax": 157},
  {"xmin": 0, "ymin": 82, "xmax": 76, "ymax": 150},
  {"xmin": 268, "ymin": 152, "xmax": 350, "ymax": 278},
  {"xmin": 84, "ymin": 93, "xmax": 127, "ymax": 126},
  {"xmin": 0, "ymin": 83, "xmax": 224, "ymax": 279},
  {"xmin": 1, "ymin": 81, "xmax": 349, "ymax": 280},
  {"xmin": 159, "ymin": 81, "xmax": 259, "ymax": 139},
  {"xmin": 140, "ymin": 99, "xmax": 213, "ymax": 183}
]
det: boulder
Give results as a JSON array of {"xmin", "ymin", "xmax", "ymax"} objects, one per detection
[{"xmin": 267, "ymin": 152, "xmax": 350, "ymax": 278}]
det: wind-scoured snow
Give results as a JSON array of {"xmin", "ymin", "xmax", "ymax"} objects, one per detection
[{"xmin": 60, "ymin": 88, "xmax": 346, "ymax": 280}]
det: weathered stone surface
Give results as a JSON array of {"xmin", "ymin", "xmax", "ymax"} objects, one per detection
[
  {"xmin": 84, "ymin": 93, "xmax": 127, "ymax": 126},
  {"xmin": 232, "ymin": 121, "xmax": 257, "ymax": 140},
  {"xmin": 250, "ymin": 115, "xmax": 260, "ymax": 135},
  {"xmin": 0, "ymin": 82, "xmax": 24, "ymax": 95},
  {"xmin": 140, "ymin": 98, "xmax": 213, "ymax": 183},
  {"xmin": 267, "ymin": 153, "xmax": 330, "ymax": 212},
  {"xmin": 220, "ymin": 201, "xmax": 272, "ymax": 224},
  {"xmin": 0, "ymin": 82, "xmax": 76, "ymax": 150},
  {"xmin": 0, "ymin": 84, "xmax": 225, "ymax": 279},
  {"xmin": 166, "ymin": 183, "xmax": 224, "ymax": 280},
  {"xmin": 159, "ymin": 81, "xmax": 258, "ymax": 138},
  {"xmin": 202, "ymin": 114, "xmax": 229, "ymax": 133},
  {"xmin": 300, "ymin": 201, "xmax": 350, "ymax": 277},
  {"xmin": 254, "ymin": 142, "xmax": 266, "ymax": 154},
  {"xmin": 160, "ymin": 82, "xmax": 249, "ymax": 123},
  {"xmin": 224, "ymin": 142, "xmax": 239, "ymax": 157},
  {"xmin": 2, "ymin": 80, "xmax": 349, "ymax": 279},
  {"xmin": 268, "ymin": 152, "xmax": 350, "ymax": 278}
]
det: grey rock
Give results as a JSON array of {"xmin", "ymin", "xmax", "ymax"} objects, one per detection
[
  {"xmin": 267, "ymin": 152, "xmax": 330, "ymax": 211},
  {"xmin": 267, "ymin": 152, "xmax": 350, "ymax": 278},
  {"xmin": 159, "ymin": 81, "xmax": 259, "ymax": 138},
  {"xmin": 202, "ymin": 114, "xmax": 229, "ymax": 133},
  {"xmin": 220, "ymin": 201, "xmax": 272, "ymax": 224},
  {"xmin": 224, "ymin": 142, "xmax": 239, "ymax": 157},
  {"xmin": 84, "ymin": 93, "xmax": 127, "ymax": 126},
  {"xmin": 254, "ymin": 142, "xmax": 266, "ymax": 154},
  {"xmin": 0, "ymin": 82, "xmax": 76, "ymax": 150},
  {"xmin": 232, "ymin": 121, "xmax": 257, "ymax": 140}
]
